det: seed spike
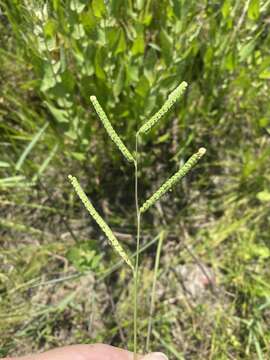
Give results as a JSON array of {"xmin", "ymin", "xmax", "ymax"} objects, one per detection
[
  {"xmin": 90, "ymin": 96, "xmax": 134, "ymax": 163},
  {"xmin": 140, "ymin": 148, "xmax": 206, "ymax": 213},
  {"xmin": 137, "ymin": 81, "xmax": 188, "ymax": 135},
  {"xmin": 68, "ymin": 175, "xmax": 134, "ymax": 270}
]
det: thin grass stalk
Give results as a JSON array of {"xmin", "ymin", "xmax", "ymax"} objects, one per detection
[
  {"xmin": 146, "ymin": 230, "xmax": 165, "ymax": 352},
  {"xmin": 133, "ymin": 133, "xmax": 141, "ymax": 359}
]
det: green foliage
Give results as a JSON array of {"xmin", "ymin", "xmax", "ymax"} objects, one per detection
[
  {"xmin": 1, "ymin": 0, "xmax": 270, "ymax": 358},
  {"xmin": 67, "ymin": 242, "xmax": 104, "ymax": 272}
]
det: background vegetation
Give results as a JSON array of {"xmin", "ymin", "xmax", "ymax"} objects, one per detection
[{"xmin": 0, "ymin": 0, "xmax": 270, "ymax": 358}]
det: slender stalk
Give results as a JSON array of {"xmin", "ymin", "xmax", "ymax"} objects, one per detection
[
  {"xmin": 146, "ymin": 230, "xmax": 165, "ymax": 352},
  {"xmin": 133, "ymin": 133, "xmax": 141, "ymax": 359}
]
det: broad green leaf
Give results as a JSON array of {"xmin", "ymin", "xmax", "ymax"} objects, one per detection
[
  {"xmin": 256, "ymin": 191, "xmax": 270, "ymax": 202},
  {"xmin": 44, "ymin": 101, "xmax": 69, "ymax": 123},
  {"xmin": 239, "ymin": 39, "xmax": 256, "ymax": 62},
  {"xmin": 113, "ymin": 66, "xmax": 125, "ymax": 97},
  {"xmin": 92, "ymin": 0, "xmax": 106, "ymax": 18},
  {"xmin": 67, "ymin": 242, "xmax": 104, "ymax": 272},
  {"xmin": 81, "ymin": 9, "xmax": 97, "ymax": 33},
  {"xmin": 70, "ymin": 0, "xmax": 86, "ymax": 13},
  {"xmin": 172, "ymin": 0, "xmax": 181, "ymax": 18},
  {"xmin": 259, "ymin": 118, "xmax": 269, "ymax": 128},
  {"xmin": 136, "ymin": 0, "xmax": 144, "ymax": 10},
  {"xmin": 142, "ymin": 12, "xmax": 152, "ymax": 25},
  {"xmin": 160, "ymin": 29, "xmax": 173, "ymax": 66},
  {"xmin": 131, "ymin": 25, "xmax": 145, "ymax": 55},
  {"xmin": 94, "ymin": 48, "xmax": 106, "ymax": 80},
  {"xmin": 41, "ymin": 63, "xmax": 57, "ymax": 92},
  {"xmin": 204, "ymin": 47, "xmax": 214, "ymax": 68},
  {"xmin": 125, "ymin": 64, "xmax": 139, "ymax": 84},
  {"xmin": 72, "ymin": 24, "xmax": 85, "ymax": 39},
  {"xmin": 156, "ymin": 133, "xmax": 170, "ymax": 144},
  {"xmin": 144, "ymin": 48, "xmax": 157, "ymax": 85},
  {"xmin": 135, "ymin": 75, "xmax": 150, "ymax": 97},
  {"xmin": 52, "ymin": 0, "xmax": 61, "ymax": 11},
  {"xmin": 248, "ymin": 0, "xmax": 260, "ymax": 20},
  {"xmin": 71, "ymin": 152, "xmax": 86, "ymax": 161},
  {"xmin": 44, "ymin": 19, "xmax": 57, "ymax": 38},
  {"xmin": 221, "ymin": 0, "xmax": 231, "ymax": 18},
  {"xmin": 224, "ymin": 51, "xmax": 235, "ymax": 71},
  {"xmin": 259, "ymin": 69, "xmax": 270, "ymax": 79},
  {"xmin": 60, "ymin": 46, "xmax": 67, "ymax": 72},
  {"xmin": 115, "ymin": 28, "xmax": 127, "ymax": 55},
  {"xmin": 61, "ymin": 70, "xmax": 75, "ymax": 92},
  {"xmin": 107, "ymin": 27, "xmax": 120, "ymax": 50}
]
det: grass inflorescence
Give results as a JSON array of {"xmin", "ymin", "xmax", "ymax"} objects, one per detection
[
  {"xmin": 2, "ymin": 2, "xmax": 269, "ymax": 358},
  {"xmin": 138, "ymin": 82, "xmax": 188, "ymax": 134},
  {"xmin": 140, "ymin": 148, "xmax": 206, "ymax": 213},
  {"xmin": 68, "ymin": 175, "xmax": 134, "ymax": 270},
  {"xmin": 90, "ymin": 96, "xmax": 135, "ymax": 163},
  {"xmin": 71, "ymin": 85, "xmax": 205, "ymax": 357}
]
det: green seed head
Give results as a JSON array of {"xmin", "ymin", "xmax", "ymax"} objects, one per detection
[
  {"xmin": 140, "ymin": 147, "xmax": 206, "ymax": 213},
  {"xmin": 90, "ymin": 96, "xmax": 134, "ymax": 163},
  {"xmin": 68, "ymin": 175, "xmax": 134, "ymax": 270},
  {"xmin": 138, "ymin": 81, "xmax": 188, "ymax": 134}
]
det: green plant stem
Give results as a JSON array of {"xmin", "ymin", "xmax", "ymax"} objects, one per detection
[
  {"xmin": 146, "ymin": 230, "xmax": 165, "ymax": 352},
  {"xmin": 133, "ymin": 133, "xmax": 141, "ymax": 359}
]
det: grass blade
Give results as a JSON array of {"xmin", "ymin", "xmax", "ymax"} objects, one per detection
[
  {"xmin": 15, "ymin": 122, "xmax": 49, "ymax": 171},
  {"xmin": 32, "ymin": 143, "xmax": 58, "ymax": 183},
  {"xmin": 152, "ymin": 329, "xmax": 185, "ymax": 360},
  {"xmin": 0, "ymin": 175, "xmax": 26, "ymax": 189}
]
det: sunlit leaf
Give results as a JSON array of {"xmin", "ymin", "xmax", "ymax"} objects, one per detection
[
  {"xmin": 131, "ymin": 25, "xmax": 145, "ymax": 55},
  {"xmin": 92, "ymin": 0, "xmax": 106, "ymax": 18},
  {"xmin": 44, "ymin": 101, "xmax": 69, "ymax": 123},
  {"xmin": 248, "ymin": 0, "xmax": 260, "ymax": 20},
  {"xmin": 70, "ymin": 0, "xmax": 86, "ymax": 13},
  {"xmin": 256, "ymin": 191, "xmax": 270, "ymax": 202}
]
